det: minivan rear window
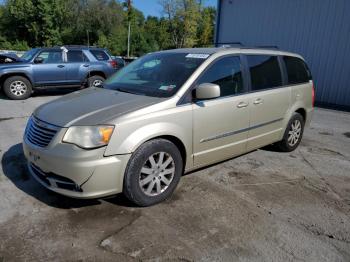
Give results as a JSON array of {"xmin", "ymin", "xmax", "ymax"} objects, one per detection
[
  {"xmin": 283, "ymin": 56, "xmax": 311, "ymax": 84},
  {"xmin": 247, "ymin": 55, "xmax": 282, "ymax": 91},
  {"xmin": 90, "ymin": 50, "xmax": 109, "ymax": 61}
]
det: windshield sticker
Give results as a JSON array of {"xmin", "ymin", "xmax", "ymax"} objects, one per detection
[
  {"xmin": 159, "ymin": 85, "xmax": 176, "ymax": 91},
  {"xmin": 186, "ymin": 53, "xmax": 210, "ymax": 59}
]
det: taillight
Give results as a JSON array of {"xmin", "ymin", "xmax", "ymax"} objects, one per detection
[
  {"xmin": 312, "ymin": 82, "xmax": 315, "ymax": 107},
  {"xmin": 109, "ymin": 60, "xmax": 117, "ymax": 69}
]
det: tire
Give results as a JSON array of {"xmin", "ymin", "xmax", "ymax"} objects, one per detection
[
  {"xmin": 123, "ymin": 139, "xmax": 183, "ymax": 207},
  {"xmin": 3, "ymin": 76, "xmax": 32, "ymax": 100},
  {"xmin": 87, "ymin": 75, "xmax": 105, "ymax": 88},
  {"xmin": 275, "ymin": 112, "xmax": 305, "ymax": 152}
]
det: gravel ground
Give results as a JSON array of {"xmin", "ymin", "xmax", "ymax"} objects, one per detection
[{"xmin": 0, "ymin": 91, "xmax": 349, "ymax": 261}]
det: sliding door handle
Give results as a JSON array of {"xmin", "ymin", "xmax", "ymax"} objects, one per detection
[
  {"xmin": 253, "ymin": 98, "xmax": 263, "ymax": 105},
  {"xmin": 237, "ymin": 102, "xmax": 249, "ymax": 108}
]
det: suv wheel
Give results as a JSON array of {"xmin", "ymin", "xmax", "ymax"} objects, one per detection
[
  {"xmin": 123, "ymin": 139, "xmax": 183, "ymax": 206},
  {"xmin": 3, "ymin": 76, "xmax": 32, "ymax": 100},
  {"xmin": 275, "ymin": 112, "xmax": 305, "ymax": 152},
  {"xmin": 87, "ymin": 75, "xmax": 105, "ymax": 87}
]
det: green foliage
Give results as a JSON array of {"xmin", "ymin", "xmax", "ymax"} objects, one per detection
[{"xmin": 0, "ymin": 0, "xmax": 216, "ymax": 55}]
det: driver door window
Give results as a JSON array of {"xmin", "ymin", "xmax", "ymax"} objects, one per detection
[
  {"xmin": 197, "ymin": 56, "xmax": 244, "ymax": 97},
  {"xmin": 37, "ymin": 51, "xmax": 63, "ymax": 64}
]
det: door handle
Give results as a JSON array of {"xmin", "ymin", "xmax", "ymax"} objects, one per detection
[
  {"xmin": 253, "ymin": 98, "xmax": 263, "ymax": 105},
  {"xmin": 57, "ymin": 65, "xmax": 65, "ymax": 68},
  {"xmin": 237, "ymin": 102, "xmax": 249, "ymax": 108},
  {"xmin": 83, "ymin": 64, "xmax": 90, "ymax": 67}
]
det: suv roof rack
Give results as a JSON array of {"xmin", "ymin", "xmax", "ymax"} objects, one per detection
[{"xmin": 51, "ymin": 45, "xmax": 101, "ymax": 49}]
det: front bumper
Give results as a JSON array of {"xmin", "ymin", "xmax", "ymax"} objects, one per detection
[{"xmin": 23, "ymin": 136, "xmax": 131, "ymax": 199}]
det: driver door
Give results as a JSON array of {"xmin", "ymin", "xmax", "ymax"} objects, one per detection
[
  {"xmin": 193, "ymin": 55, "xmax": 250, "ymax": 167},
  {"xmin": 32, "ymin": 49, "xmax": 66, "ymax": 86}
]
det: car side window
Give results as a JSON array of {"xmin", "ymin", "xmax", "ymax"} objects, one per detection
[
  {"xmin": 197, "ymin": 56, "xmax": 244, "ymax": 97},
  {"xmin": 90, "ymin": 50, "xmax": 109, "ymax": 61},
  {"xmin": 37, "ymin": 51, "xmax": 63, "ymax": 64},
  {"xmin": 67, "ymin": 50, "xmax": 88, "ymax": 63},
  {"xmin": 283, "ymin": 56, "xmax": 312, "ymax": 84},
  {"xmin": 247, "ymin": 55, "xmax": 282, "ymax": 91}
]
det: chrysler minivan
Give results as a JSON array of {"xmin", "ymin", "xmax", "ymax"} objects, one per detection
[{"xmin": 23, "ymin": 47, "xmax": 314, "ymax": 206}]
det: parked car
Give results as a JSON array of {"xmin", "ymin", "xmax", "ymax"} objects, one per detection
[
  {"xmin": 0, "ymin": 53, "xmax": 22, "ymax": 64},
  {"xmin": 23, "ymin": 47, "xmax": 314, "ymax": 206},
  {"xmin": 0, "ymin": 46, "xmax": 117, "ymax": 100}
]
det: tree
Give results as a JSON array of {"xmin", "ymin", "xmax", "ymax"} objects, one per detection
[
  {"xmin": 0, "ymin": 0, "xmax": 216, "ymax": 53},
  {"xmin": 159, "ymin": 0, "xmax": 201, "ymax": 48},
  {"xmin": 197, "ymin": 6, "xmax": 215, "ymax": 47}
]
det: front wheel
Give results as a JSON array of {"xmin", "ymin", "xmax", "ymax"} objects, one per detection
[
  {"xmin": 3, "ymin": 76, "xmax": 32, "ymax": 100},
  {"xmin": 275, "ymin": 112, "xmax": 305, "ymax": 152},
  {"xmin": 123, "ymin": 139, "xmax": 183, "ymax": 206}
]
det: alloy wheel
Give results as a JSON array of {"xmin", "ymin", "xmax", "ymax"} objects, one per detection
[
  {"xmin": 92, "ymin": 79, "xmax": 103, "ymax": 87},
  {"xmin": 10, "ymin": 81, "xmax": 27, "ymax": 96},
  {"xmin": 288, "ymin": 119, "xmax": 302, "ymax": 146},
  {"xmin": 139, "ymin": 152, "xmax": 175, "ymax": 196}
]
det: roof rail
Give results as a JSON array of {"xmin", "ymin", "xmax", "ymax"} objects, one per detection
[
  {"xmin": 215, "ymin": 42, "xmax": 243, "ymax": 47},
  {"xmin": 52, "ymin": 45, "xmax": 99, "ymax": 49},
  {"xmin": 215, "ymin": 42, "xmax": 279, "ymax": 50},
  {"xmin": 254, "ymin": 45, "xmax": 279, "ymax": 50}
]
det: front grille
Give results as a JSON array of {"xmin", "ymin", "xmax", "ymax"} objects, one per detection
[
  {"xmin": 30, "ymin": 163, "xmax": 82, "ymax": 192},
  {"xmin": 25, "ymin": 117, "xmax": 60, "ymax": 147}
]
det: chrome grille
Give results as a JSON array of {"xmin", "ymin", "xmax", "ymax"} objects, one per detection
[{"xmin": 25, "ymin": 117, "xmax": 60, "ymax": 147}]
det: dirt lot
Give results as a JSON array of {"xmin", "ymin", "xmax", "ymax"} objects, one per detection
[{"xmin": 0, "ymin": 91, "xmax": 349, "ymax": 261}]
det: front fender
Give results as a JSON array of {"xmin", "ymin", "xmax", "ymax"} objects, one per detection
[
  {"xmin": 104, "ymin": 106, "xmax": 193, "ymax": 169},
  {"xmin": 0, "ymin": 65, "xmax": 34, "ymax": 85},
  {"xmin": 117, "ymin": 122, "xmax": 188, "ymax": 153}
]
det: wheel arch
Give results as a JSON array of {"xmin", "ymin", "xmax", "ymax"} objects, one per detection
[
  {"xmin": 86, "ymin": 71, "xmax": 106, "ymax": 80},
  {"xmin": 145, "ymin": 135, "xmax": 187, "ymax": 169},
  {"xmin": 295, "ymin": 108, "xmax": 307, "ymax": 121},
  {"xmin": 0, "ymin": 73, "xmax": 33, "ymax": 89}
]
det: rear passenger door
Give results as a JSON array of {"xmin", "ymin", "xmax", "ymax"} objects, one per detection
[
  {"xmin": 193, "ymin": 55, "xmax": 250, "ymax": 167},
  {"xmin": 245, "ymin": 55, "xmax": 291, "ymax": 151},
  {"xmin": 65, "ymin": 50, "xmax": 90, "ymax": 85}
]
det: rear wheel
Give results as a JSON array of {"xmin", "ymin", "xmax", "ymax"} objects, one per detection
[
  {"xmin": 123, "ymin": 139, "xmax": 183, "ymax": 206},
  {"xmin": 275, "ymin": 112, "xmax": 304, "ymax": 152},
  {"xmin": 3, "ymin": 76, "xmax": 32, "ymax": 100},
  {"xmin": 87, "ymin": 75, "xmax": 105, "ymax": 88}
]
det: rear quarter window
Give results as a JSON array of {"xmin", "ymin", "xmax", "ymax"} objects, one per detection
[
  {"xmin": 90, "ymin": 50, "xmax": 110, "ymax": 61},
  {"xmin": 283, "ymin": 56, "xmax": 312, "ymax": 84}
]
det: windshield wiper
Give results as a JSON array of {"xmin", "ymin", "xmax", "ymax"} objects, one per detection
[{"xmin": 115, "ymin": 87, "xmax": 144, "ymax": 96}]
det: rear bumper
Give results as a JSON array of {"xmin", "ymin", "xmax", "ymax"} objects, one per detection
[{"xmin": 23, "ymin": 137, "xmax": 131, "ymax": 199}]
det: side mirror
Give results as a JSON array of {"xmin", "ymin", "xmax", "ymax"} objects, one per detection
[
  {"xmin": 195, "ymin": 83, "xmax": 220, "ymax": 100},
  {"xmin": 34, "ymin": 57, "xmax": 44, "ymax": 64}
]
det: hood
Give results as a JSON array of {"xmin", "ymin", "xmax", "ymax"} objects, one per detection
[
  {"xmin": 34, "ymin": 88, "xmax": 163, "ymax": 127},
  {"xmin": 0, "ymin": 53, "xmax": 23, "ymax": 64}
]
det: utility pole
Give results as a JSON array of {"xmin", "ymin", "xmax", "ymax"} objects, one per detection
[
  {"xmin": 127, "ymin": 0, "xmax": 132, "ymax": 58},
  {"xmin": 86, "ymin": 30, "xmax": 90, "ymax": 48}
]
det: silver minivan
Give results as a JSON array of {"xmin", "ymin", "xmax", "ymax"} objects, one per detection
[{"xmin": 23, "ymin": 48, "xmax": 314, "ymax": 206}]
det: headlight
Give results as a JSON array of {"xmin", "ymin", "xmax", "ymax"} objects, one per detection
[{"xmin": 63, "ymin": 126, "xmax": 114, "ymax": 149}]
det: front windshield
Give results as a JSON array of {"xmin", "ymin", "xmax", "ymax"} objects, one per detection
[
  {"xmin": 104, "ymin": 52, "xmax": 209, "ymax": 98},
  {"xmin": 21, "ymin": 48, "xmax": 39, "ymax": 62}
]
